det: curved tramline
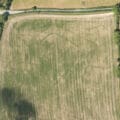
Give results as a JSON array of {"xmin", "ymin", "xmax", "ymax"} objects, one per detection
[{"xmin": 0, "ymin": 13, "xmax": 119, "ymax": 120}]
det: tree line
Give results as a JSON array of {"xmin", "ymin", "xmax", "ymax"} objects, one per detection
[
  {"xmin": 0, "ymin": 12, "xmax": 9, "ymax": 39},
  {"xmin": 113, "ymin": 3, "xmax": 120, "ymax": 77},
  {"xmin": 0, "ymin": 0, "xmax": 13, "ymax": 40},
  {"xmin": 0, "ymin": 0, "xmax": 13, "ymax": 10}
]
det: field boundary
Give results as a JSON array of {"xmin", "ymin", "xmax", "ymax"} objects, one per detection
[{"xmin": 0, "ymin": 6, "xmax": 114, "ymax": 15}]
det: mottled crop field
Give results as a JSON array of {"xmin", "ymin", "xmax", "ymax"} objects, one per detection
[{"xmin": 0, "ymin": 14, "xmax": 119, "ymax": 120}]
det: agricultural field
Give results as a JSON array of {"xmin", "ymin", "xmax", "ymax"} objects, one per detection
[
  {"xmin": 0, "ymin": 14, "xmax": 119, "ymax": 120},
  {"xmin": 11, "ymin": 0, "xmax": 120, "ymax": 10}
]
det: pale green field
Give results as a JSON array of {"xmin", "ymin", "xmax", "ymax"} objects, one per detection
[
  {"xmin": 11, "ymin": 0, "xmax": 120, "ymax": 10},
  {"xmin": 0, "ymin": 14, "xmax": 119, "ymax": 120}
]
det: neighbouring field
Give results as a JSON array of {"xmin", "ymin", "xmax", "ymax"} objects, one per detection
[
  {"xmin": 0, "ymin": 14, "xmax": 119, "ymax": 120},
  {"xmin": 11, "ymin": 0, "xmax": 120, "ymax": 10}
]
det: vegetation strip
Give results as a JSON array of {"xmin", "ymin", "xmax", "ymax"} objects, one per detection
[
  {"xmin": 0, "ymin": 0, "xmax": 13, "ymax": 40},
  {"xmin": 17, "ymin": 6, "xmax": 113, "ymax": 14},
  {"xmin": 113, "ymin": 3, "xmax": 120, "ymax": 77},
  {"xmin": 0, "ymin": 0, "xmax": 13, "ymax": 10}
]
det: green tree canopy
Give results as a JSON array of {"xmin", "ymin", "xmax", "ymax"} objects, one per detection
[
  {"xmin": 2, "ymin": 11, "xmax": 9, "ymax": 22},
  {"xmin": 114, "ymin": 29, "xmax": 120, "ymax": 45},
  {"xmin": 113, "ymin": 3, "xmax": 120, "ymax": 15}
]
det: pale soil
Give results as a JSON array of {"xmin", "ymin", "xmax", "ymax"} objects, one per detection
[{"xmin": 11, "ymin": 0, "xmax": 120, "ymax": 10}]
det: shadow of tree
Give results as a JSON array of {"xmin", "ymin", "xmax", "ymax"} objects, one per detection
[
  {"xmin": 1, "ymin": 87, "xmax": 36, "ymax": 120},
  {"xmin": 1, "ymin": 88, "xmax": 15, "ymax": 109},
  {"xmin": 15, "ymin": 100, "xmax": 36, "ymax": 120}
]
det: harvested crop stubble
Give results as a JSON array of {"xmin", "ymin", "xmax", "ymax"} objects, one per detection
[
  {"xmin": 11, "ymin": 0, "xmax": 120, "ymax": 10},
  {"xmin": 0, "ymin": 14, "xmax": 119, "ymax": 120}
]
